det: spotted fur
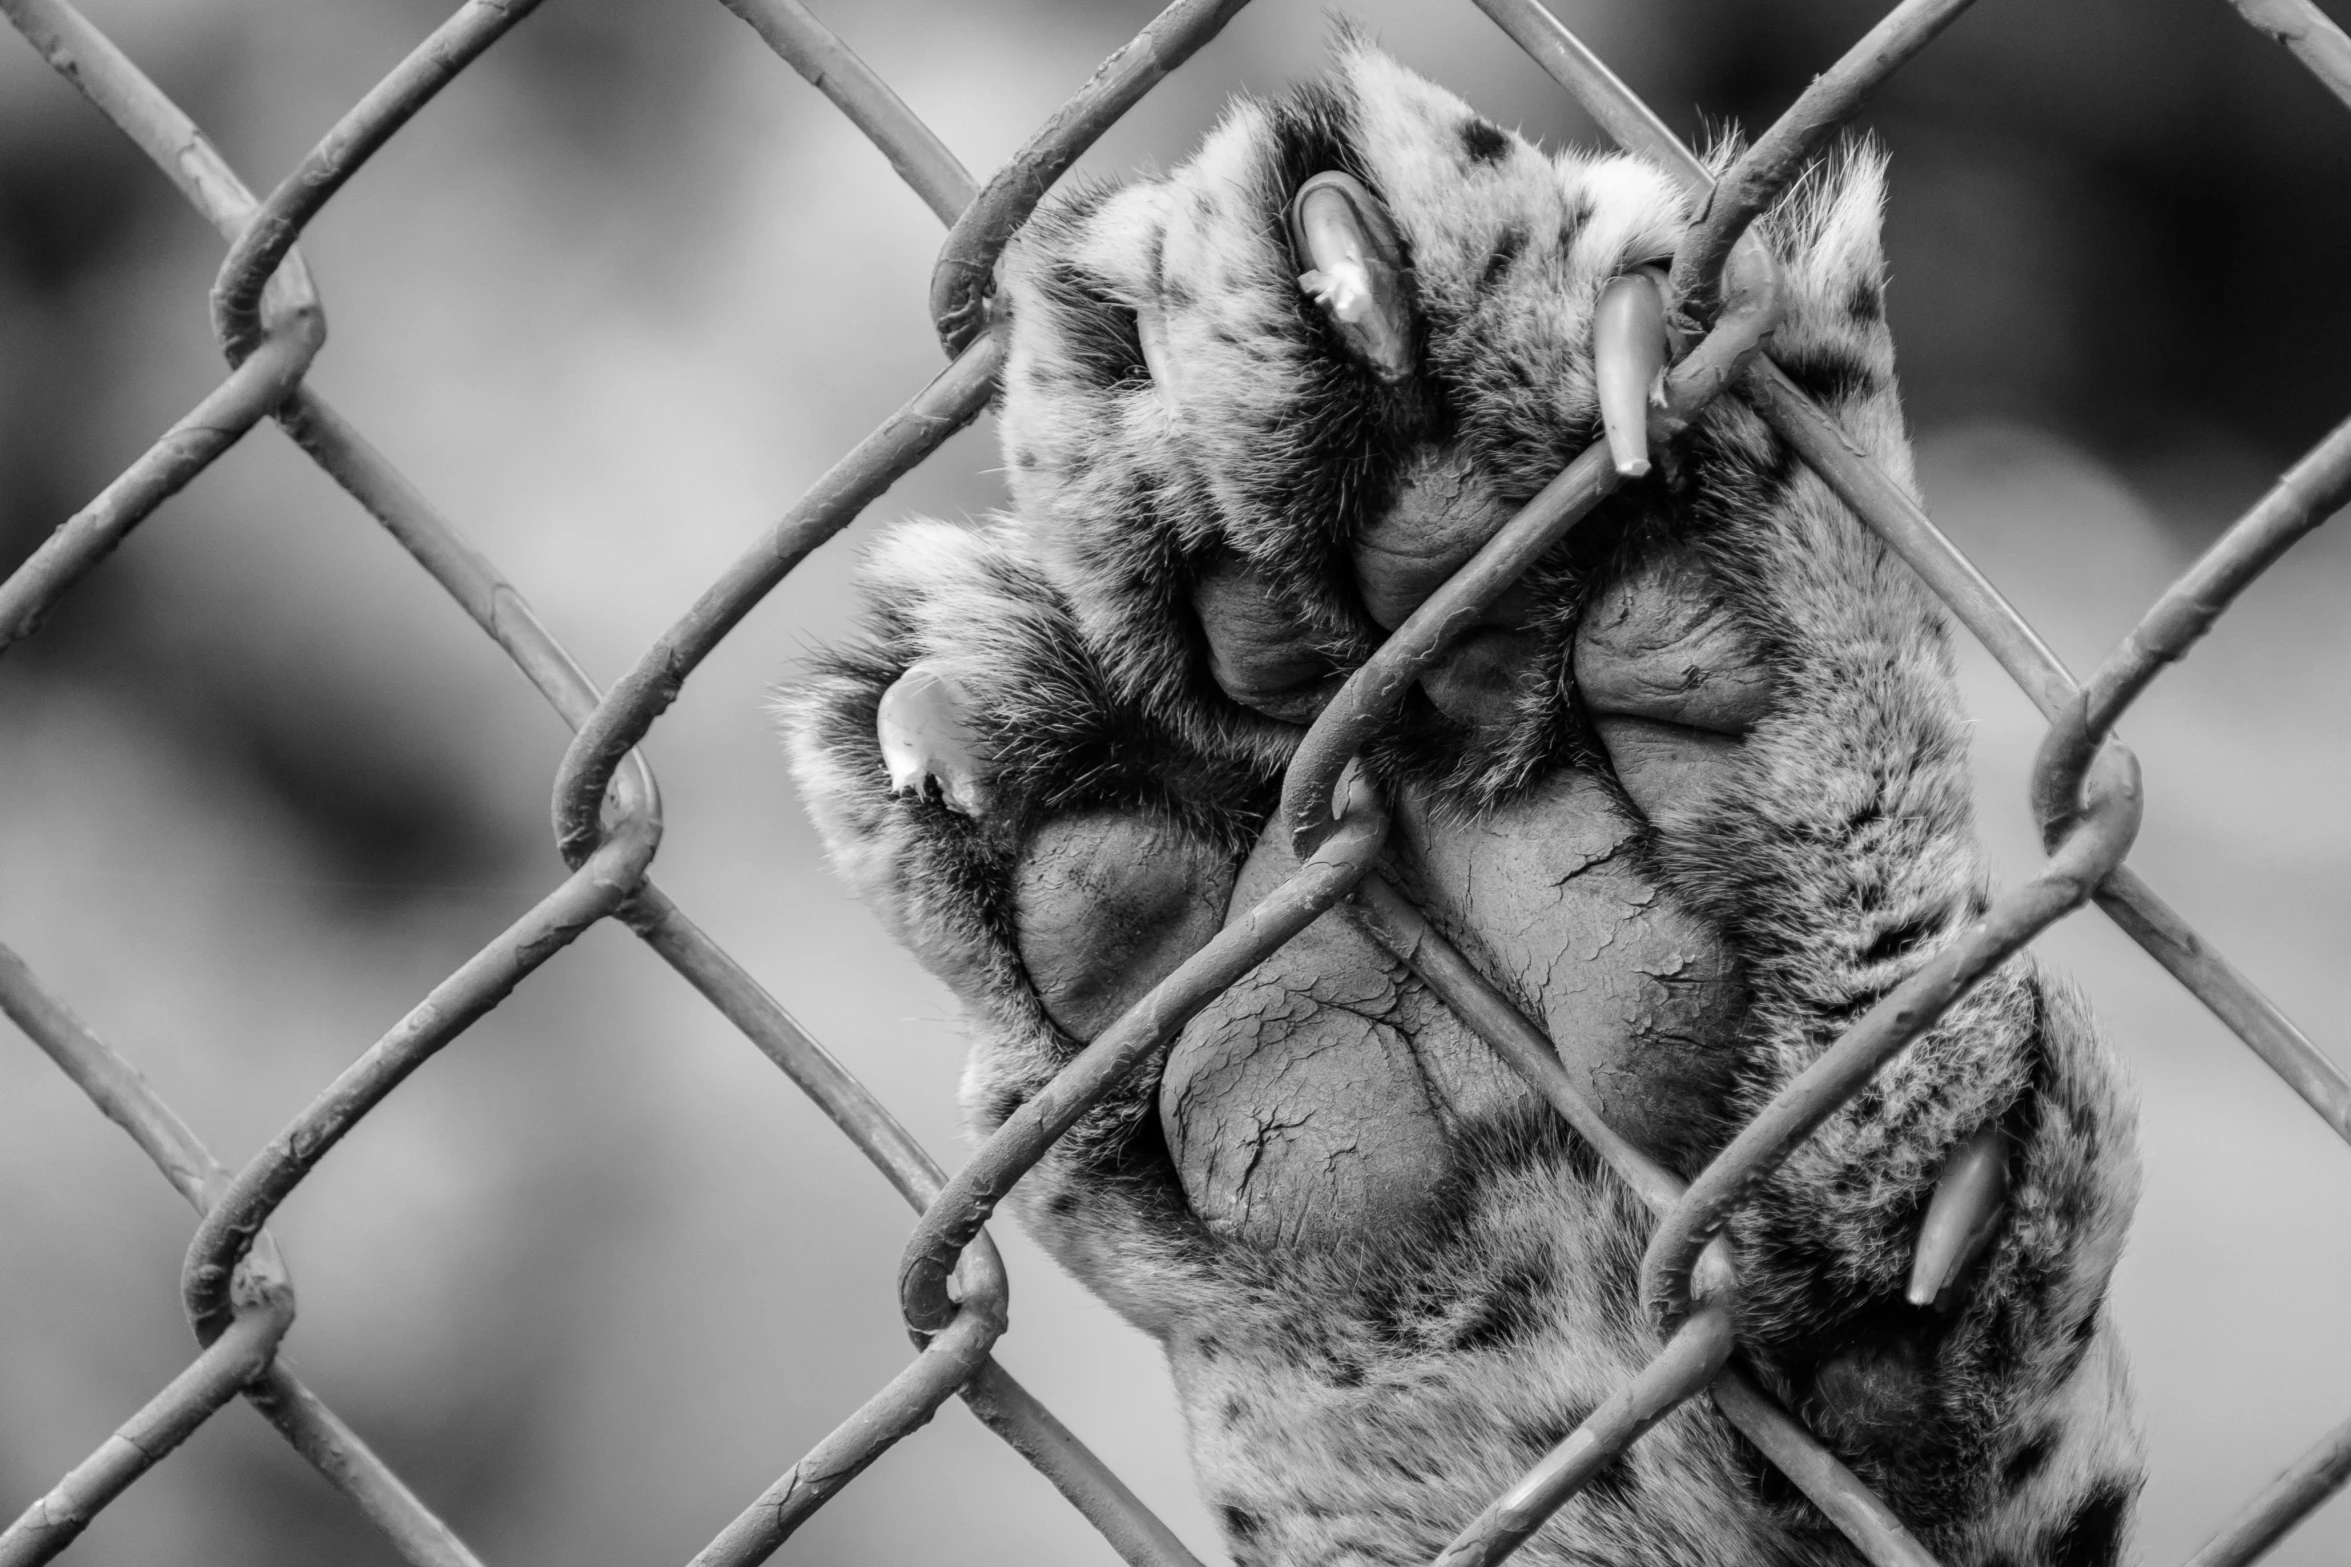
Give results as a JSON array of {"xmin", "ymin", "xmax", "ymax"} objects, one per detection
[{"xmin": 780, "ymin": 40, "xmax": 2142, "ymax": 1567}]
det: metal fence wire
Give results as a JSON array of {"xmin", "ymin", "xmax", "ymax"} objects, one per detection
[{"xmin": 2, "ymin": 0, "xmax": 2349, "ymax": 1562}]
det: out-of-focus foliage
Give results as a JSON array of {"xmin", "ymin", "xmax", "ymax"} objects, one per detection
[{"xmin": 0, "ymin": 1, "xmax": 2345, "ymax": 1562}]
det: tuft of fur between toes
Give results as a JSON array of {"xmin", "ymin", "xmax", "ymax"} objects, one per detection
[{"xmin": 783, "ymin": 37, "xmax": 2144, "ymax": 1567}]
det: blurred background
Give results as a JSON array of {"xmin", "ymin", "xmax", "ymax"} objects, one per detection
[{"xmin": 1, "ymin": 0, "xmax": 2346, "ymax": 1561}]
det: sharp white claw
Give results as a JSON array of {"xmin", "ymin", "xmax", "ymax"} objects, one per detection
[
  {"xmin": 1288, "ymin": 171, "xmax": 1415, "ymax": 383},
  {"xmin": 876, "ymin": 658, "xmax": 989, "ymax": 818},
  {"xmin": 1594, "ymin": 270, "xmax": 1667, "ymax": 480},
  {"xmin": 1906, "ymin": 1120, "xmax": 2012, "ymax": 1308},
  {"xmin": 1693, "ymin": 1232, "xmax": 1740, "ymax": 1305},
  {"xmin": 1134, "ymin": 297, "xmax": 1182, "ymax": 417}
]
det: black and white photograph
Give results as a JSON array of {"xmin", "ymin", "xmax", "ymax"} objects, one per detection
[{"xmin": 1, "ymin": 1, "xmax": 2348, "ymax": 1563}]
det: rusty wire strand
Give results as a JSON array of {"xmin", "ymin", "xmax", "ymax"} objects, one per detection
[
  {"xmin": 1665, "ymin": 0, "xmax": 1976, "ymax": 323},
  {"xmin": 2226, "ymin": 0, "xmax": 2351, "ymax": 113},
  {"xmin": 2077, "ymin": 414, "xmax": 2351, "ymax": 751},
  {"xmin": 627, "ymin": 888, "xmax": 1210, "ymax": 1567},
  {"xmin": 0, "ymin": 1305, "xmax": 293, "ymax": 1567},
  {"xmin": 0, "ymin": 941, "xmax": 484, "ymax": 1567},
  {"xmin": 210, "ymin": 0, "xmax": 545, "ymax": 360},
  {"xmin": 715, "ymin": 0, "xmax": 977, "ymax": 224},
  {"xmin": 1, "ymin": 0, "xmax": 2348, "ymax": 1563},
  {"xmin": 179, "ymin": 813, "xmax": 662, "ymax": 1341},
  {"xmin": 928, "ymin": 0, "xmax": 1250, "ymax": 353},
  {"xmin": 552, "ymin": 338, "xmax": 997, "ymax": 865},
  {"xmin": 0, "ymin": 329, "xmax": 318, "ymax": 651},
  {"xmin": 2184, "ymin": 1413, "xmax": 2351, "ymax": 1567}
]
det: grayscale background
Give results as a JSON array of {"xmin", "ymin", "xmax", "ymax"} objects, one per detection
[{"xmin": 1, "ymin": 0, "xmax": 2346, "ymax": 1561}]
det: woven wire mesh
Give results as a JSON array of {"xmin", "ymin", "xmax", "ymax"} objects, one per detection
[{"xmin": 2, "ymin": 1, "xmax": 2349, "ymax": 1564}]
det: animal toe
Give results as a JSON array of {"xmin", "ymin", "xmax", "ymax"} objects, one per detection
[
  {"xmin": 1574, "ymin": 539, "xmax": 1776, "ymax": 828},
  {"xmin": 1014, "ymin": 810, "xmax": 1238, "ymax": 1041}
]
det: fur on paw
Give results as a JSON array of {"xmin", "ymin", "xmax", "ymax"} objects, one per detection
[{"xmin": 784, "ymin": 38, "xmax": 2143, "ymax": 1567}]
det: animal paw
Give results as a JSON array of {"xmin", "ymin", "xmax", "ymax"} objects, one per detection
[{"xmin": 785, "ymin": 41, "xmax": 2143, "ymax": 1567}]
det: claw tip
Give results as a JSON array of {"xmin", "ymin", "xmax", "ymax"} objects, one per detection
[{"xmin": 877, "ymin": 660, "xmax": 990, "ymax": 819}]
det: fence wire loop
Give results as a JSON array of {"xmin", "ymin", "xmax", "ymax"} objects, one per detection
[{"xmin": 3, "ymin": 1, "xmax": 2350, "ymax": 1566}]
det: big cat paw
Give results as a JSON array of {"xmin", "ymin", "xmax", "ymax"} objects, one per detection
[{"xmin": 783, "ymin": 40, "xmax": 2143, "ymax": 1567}]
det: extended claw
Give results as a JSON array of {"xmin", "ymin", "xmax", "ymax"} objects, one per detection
[
  {"xmin": 1134, "ymin": 297, "xmax": 1182, "ymax": 416},
  {"xmin": 1692, "ymin": 1231, "xmax": 1740, "ymax": 1305},
  {"xmin": 876, "ymin": 658, "xmax": 989, "ymax": 818},
  {"xmin": 1906, "ymin": 1120, "xmax": 2012, "ymax": 1308},
  {"xmin": 1288, "ymin": 171, "xmax": 1416, "ymax": 383},
  {"xmin": 1593, "ymin": 269, "xmax": 1667, "ymax": 480}
]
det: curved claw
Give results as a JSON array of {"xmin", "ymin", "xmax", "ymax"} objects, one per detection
[
  {"xmin": 877, "ymin": 658, "xmax": 989, "ymax": 818},
  {"xmin": 1288, "ymin": 171, "xmax": 1415, "ymax": 383},
  {"xmin": 1906, "ymin": 1120, "xmax": 2012, "ymax": 1308},
  {"xmin": 1594, "ymin": 269, "xmax": 1667, "ymax": 479}
]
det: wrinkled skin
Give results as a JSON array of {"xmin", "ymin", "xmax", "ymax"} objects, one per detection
[{"xmin": 1010, "ymin": 509, "xmax": 1763, "ymax": 1245}]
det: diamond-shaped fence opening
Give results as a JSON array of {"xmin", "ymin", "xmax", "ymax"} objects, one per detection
[{"xmin": 1, "ymin": 0, "xmax": 2348, "ymax": 1563}]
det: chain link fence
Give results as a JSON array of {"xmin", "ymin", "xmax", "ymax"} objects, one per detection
[{"xmin": 2, "ymin": 0, "xmax": 2348, "ymax": 1562}]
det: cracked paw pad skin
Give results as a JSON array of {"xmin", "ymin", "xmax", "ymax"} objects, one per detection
[{"xmin": 783, "ymin": 42, "xmax": 2143, "ymax": 1567}]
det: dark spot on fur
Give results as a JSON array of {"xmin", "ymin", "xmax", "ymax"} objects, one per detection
[
  {"xmin": 1220, "ymin": 1394, "xmax": 1249, "ymax": 1428},
  {"xmin": 1364, "ymin": 1288, "xmax": 1415, "ymax": 1350},
  {"xmin": 1846, "ymin": 275, "xmax": 1885, "ymax": 322},
  {"xmin": 1011, "ymin": 446, "xmax": 1039, "ymax": 471},
  {"xmin": 1329, "ymin": 1357, "xmax": 1365, "ymax": 1388},
  {"xmin": 1221, "ymin": 1504, "xmax": 1262, "ymax": 1542},
  {"xmin": 2003, "ymin": 1429, "xmax": 2056, "ymax": 1493},
  {"xmin": 1048, "ymin": 1191, "xmax": 1080, "ymax": 1218},
  {"xmin": 2045, "ymin": 1480, "xmax": 2132, "ymax": 1567},
  {"xmin": 1196, "ymin": 1334, "xmax": 1221, "ymax": 1361},
  {"xmin": 1804, "ymin": 1308, "xmax": 1944, "ymax": 1457},
  {"xmin": 1480, "ymin": 226, "xmax": 1525, "ymax": 290},
  {"xmin": 1034, "ymin": 260, "xmax": 1151, "ymax": 391},
  {"xmin": 2052, "ymin": 1292, "xmax": 2106, "ymax": 1384},
  {"xmin": 1460, "ymin": 117, "xmax": 1510, "ymax": 164},
  {"xmin": 1380, "ymin": 1450, "xmax": 1430, "ymax": 1484},
  {"xmin": 1450, "ymin": 1256, "xmax": 1554, "ymax": 1350},
  {"xmin": 1559, "ymin": 191, "xmax": 1595, "ymax": 247},
  {"xmin": 1862, "ymin": 914, "xmax": 1937, "ymax": 966},
  {"xmin": 1266, "ymin": 81, "xmax": 1374, "ymax": 212},
  {"xmin": 1773, "ymin": 344, "xmax": 1881, "ymax": 408}
]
